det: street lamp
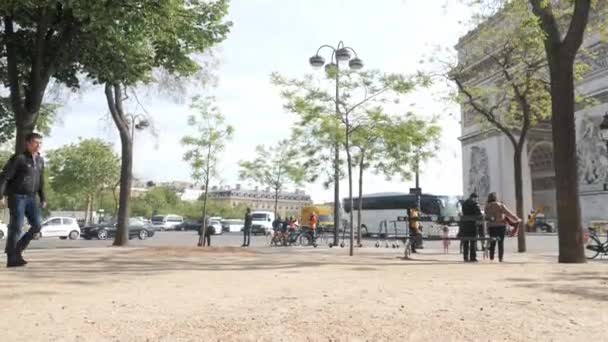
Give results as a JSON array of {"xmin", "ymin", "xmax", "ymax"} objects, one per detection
[
  {"xmin": 600, "ymin": 112, "xmax": 608, "ymax": 191},
  {"xmin": 308, "ymin": 41, "xmax": 363, "ymax": 248},
  {"xmin": 126, "ymin": 114, "xmax": 150, "ymax": 141}
]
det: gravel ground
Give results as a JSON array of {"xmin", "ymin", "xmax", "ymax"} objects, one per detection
[{"xmin": 0, "ymin": 245, "xmax": 605, "ymax": 341}]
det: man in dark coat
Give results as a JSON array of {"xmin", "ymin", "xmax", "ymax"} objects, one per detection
[
  {"xmin": 0, "ymin": 133, "xmax": 46, "ymax": 267},
  {"xmin": 242, "ymin": 207, "xmax": 252, "ymax": 247},
  {"xmin": 459, "ymin": 193, "xmax": 482, "ymax": 262}
]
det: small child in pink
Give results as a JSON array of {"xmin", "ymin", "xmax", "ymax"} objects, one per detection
[{"xmin": 442, "ymin": 226, "xmax": 450, "ymax": 254}]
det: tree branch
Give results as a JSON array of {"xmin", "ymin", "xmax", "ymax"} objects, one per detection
[
  {"xmin": 529, "ymin": 0, "xmax": 562, "ymax": 49},
  {"xmin": 4, "ymin": 16, "xmax": 24, "ymax": 115},
  {"xmin": 453, "ymin": 77, "xmax": 517, "ymax": 147},
  {"xmin": 562, "ymin": 0, "xmax": 592, "ymax": 57}
]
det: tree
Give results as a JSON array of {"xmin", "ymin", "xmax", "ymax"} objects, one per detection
[
  {"xmin": 47, "ymin": 139, "xmax": 120, "ymax": 224},
  {"xmin": 273, "ymin": 69, "xmax": 422, "ymax": 255},
  {"xmin": 0, "ymin": 2, "xmax": 86, "ymax": 152},
  {"xmin": 467, "ymin": 0, "xmax": 604, "ymax": 262},
  {"xmin": 351, "ymin": 110, "xmax": 441, "ymax": 245},
  {"xmin": 0, "ymin": 99, "xmax": 58, "ymax": 144},
  {"xmin": 79, "ymin": 0, "xmax": 231, "ymax": 246},
  {"xmin": 181, "ymin": 96, "xmax": 234, "ymax": 246},
  {"xmin": 527, "ymin": 0, "xmax": 594, "ymax": 262},
  {"xmin": 239, "ymin": 141, "xmax": 306, "ymax": 218},
  {"xmin": 448, "ymin": 4, "xmax": 552, "ymax": 253}
]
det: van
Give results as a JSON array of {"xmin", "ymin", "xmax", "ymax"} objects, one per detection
[
  {"xmin": 250, "ymin": 211, "xmax": 275, "ymax": 235},
  {"xmin": 150, "ymin": 214, "xmax": 184, "ymax": 231}
]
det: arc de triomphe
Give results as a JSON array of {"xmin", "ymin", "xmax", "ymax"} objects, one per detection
[{"xmin": 457, "ymin": 29, "xmax": 608, "ymax": 228}]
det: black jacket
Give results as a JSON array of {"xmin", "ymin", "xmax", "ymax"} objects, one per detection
[
  {"xmin": 460, "ymin": 198, "xmax": 482, "ymax": 234},
  {"xmin": 0, "ymin": 152, "xmax": 46, "ymax": 202},
  {"xmin": 244, "ymin": 212, "xmax": 252, "ymax": 229}
]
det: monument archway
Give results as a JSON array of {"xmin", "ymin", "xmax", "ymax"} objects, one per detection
[{"xmin": 528, "ymin": 141, "xmax": 556, "ymax": 219}]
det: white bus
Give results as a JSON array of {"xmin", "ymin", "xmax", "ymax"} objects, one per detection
[{"xmin": 343, "ymin": 192, "xmax": 461, "ymax": 238}]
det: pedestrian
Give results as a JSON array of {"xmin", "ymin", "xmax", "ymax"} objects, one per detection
[
  {"xmin": 485, "ymin": 192, "xmax": 520, "ymax": 262},
  {"xmin": 0, "ymin": 133, "xmax": 46, "ymax": 268},
  {"xmin": 309, "ymin": 211, "xmax": 318, "ymax": 246},
  {"xmin": 242, "ymin": 207, "xmax": 252, "ymax": 247},
  {"xmin": 442, "ymin": 226, "xmax": 450, "ymax": 254},
  {"xmin": 459, "ymin": 193, "xmax": 482, "ymax": 262},
  {"xmin": 408, "ymin": 208, "xmax": 422, "ymax": 253}
]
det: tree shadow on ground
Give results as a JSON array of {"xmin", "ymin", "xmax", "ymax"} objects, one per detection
[
  {"xmin": 0, "ymin": 246, "xmax": 525, "ymax": 288},
  {"xmin": 505, "ymin": 271, "xmax": 608, "ymax": 302}
]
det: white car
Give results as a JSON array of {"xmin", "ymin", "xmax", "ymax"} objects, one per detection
[
  {"xmin": 0, "ymin": 222, "xmax": 7, "ymax": 240},
  {"xmin": 151, "ymin": 214, "xmax": 184, "ymax": 231},
  {"xmin": 208, "ymin": 220, "xmax": 223, "ymax": 235},
  {"xmin": 40, "ymin": 217, "xmax": 81, "ymax": 240},
  {"xmin": 221, "ymin": 219, "xmax": 244, "ymax": 233}
]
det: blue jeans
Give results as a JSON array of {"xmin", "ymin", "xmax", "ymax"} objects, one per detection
[{"xmin": 4, "ymin": 194, "xmax": 42, "ymax": 256}]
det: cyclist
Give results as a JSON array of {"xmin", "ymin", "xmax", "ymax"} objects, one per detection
[{"xmin": 309, "ymin": 211, "xmax": 318, "ymax": 246}]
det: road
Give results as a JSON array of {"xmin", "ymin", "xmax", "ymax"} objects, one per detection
[{"xmin": 1, "ymin": 230, "xmax": 563, "ymax": 254}]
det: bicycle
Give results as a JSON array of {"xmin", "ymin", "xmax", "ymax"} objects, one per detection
[
  {"xmin": 297, "ymin": 228, "xmax": 319, "ymax": 248},
  {"xmin": 585, "ymin": 227, "xmax": 608, "ymax": 260}
]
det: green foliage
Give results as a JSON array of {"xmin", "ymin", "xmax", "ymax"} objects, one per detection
[
  {"xmin": 0, "ymin": 98, "xmax": 58, "ymax": 144},
  {"xmin": 78, "ymin": 0, "xmax": 231, "ymax": 86},
  {"xmin": 272, "ymin": 69, "xmax": 423, "ymax": 187},
  {"xmin": 357, "ymin": 110, "xmax": 442, "ymax": 181},
  {"xmin": 47, "ymin": 139, "xmax": 120, "ymax": 197},
  {"xmin": 181, "ymin": 96, "xmax": 234, "ymax": 186},
  {"xmin": 129, "ymin": 186, "xmax": 246, "ymax": 220},
  {"xmin": 239, "ymin": 141, "xmax": 307, "ymax": 198},
  {"xmin": 449, "ymin": 2, "xmax": 552, "ymax": 138}
]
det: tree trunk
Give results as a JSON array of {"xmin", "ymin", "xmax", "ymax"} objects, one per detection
[
  {"xmin": 333, "ymin": 143, "xmax": 340, "ymax": 246},
  {"xmin": 84, "ymin": 194, "xmax": 92, "ymax": 226},
  {"xmin": 548, "ymin": 58, "xmax": 585, "ymax": 263},
  {"xmin": 513, "ymin": 145, "xmax": 526, "ymax": 252},
  {"xmin": 346, "ymin": 145, "xmax": 354, "ymax": 256},
  {"xmin": 333, "ymin": 68, "xmax": 341, "ymax": 247},
  {"xmin": 14, "ymin": 119, "xmax": 36, "ymax": 154},
  {"xmin": 90, "ymin": 194, "xmax": 97, "ymax": 224},
  {"xmin": 274, "ymin": 188, "xmax": 279, "ymax": 218},
  {"xmin": 198, "ymin": 177, "xmax": 210, "ymax": 247},
  {"xmin": 105, "ymin": 84, "xmax": 133, "ymax": 247},
  {"xmin": 357, "ymin": 151, "xmax": 365, "ymax": 247}
]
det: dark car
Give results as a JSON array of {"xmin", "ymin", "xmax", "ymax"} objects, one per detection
[
  {"xmin": 81, "ymin": 218, "xmax": 156, "ymax": 240},
  {"xmin": 175, "ymin": 220, "xmax": 202, "ymax": 231}
]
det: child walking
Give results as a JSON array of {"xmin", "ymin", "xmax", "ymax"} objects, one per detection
[{"xmin": 442, "ymin": 226, "xmax": 451, "ymax": 254}]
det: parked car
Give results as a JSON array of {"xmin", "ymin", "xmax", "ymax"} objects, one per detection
[
  {"xmin": 150, "ymin": 214, "xmax": 183, "ymax": 231},
  {"xmin": 175, "ymin": 220, "xmax": 202, "ymax": 231},
  {"xmin": 221, "ymin": 219, "xmax": 244, "ymax": 233},
  {"xmin": 81, "ymin": 218, "xmax": 156, "ymax": 240},
  {"xmin": 208, "ymin": 220, "xmax": 222, "ymax": 235},
  {"xmin": 175, "ymin": 219, "xmax": 222, "ymax": 235},
  {"xmin": 39, "ymin": 217, "xmax": 81, "ymax": 240},
  {"xmin": 0, "ymin": 222, "xmax": 7, "ymax": 240}
]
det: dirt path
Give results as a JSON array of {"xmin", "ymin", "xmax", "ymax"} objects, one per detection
[{"xmin": 0, "ymin": 246, "xmax": 605, "ymax": 341}]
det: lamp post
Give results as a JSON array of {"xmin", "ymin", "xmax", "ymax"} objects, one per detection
[
  {"xmin": 309, "ymin": 41, "xmax": 363, "ymax": 247},
  {"xmin": 600, "ymin": 112, "xmax": 608, "ymax": 191},
  {"xmin": 126, "ymin": 114, "xmax": 150, "ymax": 142}
]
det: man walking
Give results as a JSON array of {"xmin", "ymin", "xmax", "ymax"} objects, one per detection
[
  {"xmin": 242, "ymin": 207, "xmax": 252, "ymax": 247},
  {"xmin": 0, "ymin": 133, "xmax": 47, "ymax": 268},
  {"xmin": 459, "ymin": 193, "xmax": 482, "ymax": 262}
]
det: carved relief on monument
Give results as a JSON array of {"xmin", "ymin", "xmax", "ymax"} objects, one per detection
[
  {"xmin": 576, "ymin": 114, "xmax": 608, "ymax": 186},
  {"xmin": 581, "ymin": 43, "xmax": 608, "ymax": 75},
  {"xmin": 468, "ymin": 146, "xmax": 490, "ymax": 199}
]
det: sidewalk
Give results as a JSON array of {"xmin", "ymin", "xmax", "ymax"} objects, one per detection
[{"xmin": 0, "ymin": 246, "xmax": 605, "ymax": 341}]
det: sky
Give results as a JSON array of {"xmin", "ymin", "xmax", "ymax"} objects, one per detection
[{"xmin": 44, "ymin": 0, "xmax": 474, "ymax": 203}]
